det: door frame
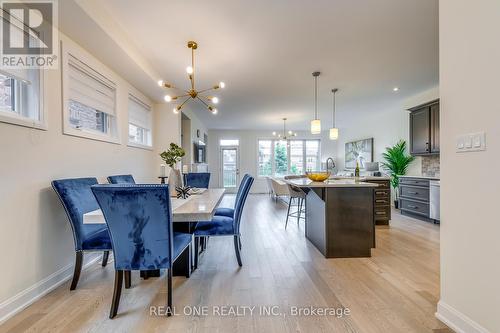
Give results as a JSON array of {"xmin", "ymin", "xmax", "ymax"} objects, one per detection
[{"xmin": 219, "ymin": 146, "xmax": 240, "ymax": 192}]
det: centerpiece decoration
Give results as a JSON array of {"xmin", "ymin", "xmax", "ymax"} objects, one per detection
[
  {"xmin": 306, "ymin": 171, "xmax": 331, "ymax": 182},
  {"xmin": 175, "ymin": 186, "xmax": 192, "ymax": 199},
  {"xmin": 160, "ymin": 143, "xmax": 186, "ymax": 197}
]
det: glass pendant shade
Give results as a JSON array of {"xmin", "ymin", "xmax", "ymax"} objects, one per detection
[
  {"xmin": 311, "ymin": 119, "xmax": 321, "ymax": 134},
  {"xmin": 329, "ymin": 127, "xmax": 339, "ymax": 140}
]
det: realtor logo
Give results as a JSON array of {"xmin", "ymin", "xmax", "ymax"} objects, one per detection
[{"xmin": 1, "ymin": 0, "xmax": 58, "ymax": 68}]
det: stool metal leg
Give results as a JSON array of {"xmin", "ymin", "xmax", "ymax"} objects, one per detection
[{"xmin": 285, "ymin": 197, "xmax": 292, "ymax": 229}]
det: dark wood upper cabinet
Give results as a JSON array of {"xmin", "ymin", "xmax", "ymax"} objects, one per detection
[
  {"xmin": 408, "ymin": 100, "xmax": 439, "ymax": 156},
  {"xmin": 430, "ymin": 103, "xmax": 440, "ymax": 153}
]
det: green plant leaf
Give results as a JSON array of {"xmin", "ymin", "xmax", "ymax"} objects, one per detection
[
  {"xmin": 160, "ymin": 143, "xmax": 186, "ymax": 168},
  {"xmin": 381, "ymin": 140, "xmax": 415, "ymax": 190}
]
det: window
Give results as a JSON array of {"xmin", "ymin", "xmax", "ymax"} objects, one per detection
[
  {"xmin": 62, "ymin": 45, "xmax": 118, "ymax": 143},
  {"xmin": 0, "ymin": 15, "xmax": 44, "ymax": 129},
  {"xmin": 258, "ymin": 140, "xmax": 272, "ymax": 176},
  {"xmin": 289, "ymin": 140, "xmax": 304, "ymax": 175},
  {"xmin": 128, "ymin": 94, "xmax": 152, "ymax": 148},
  {"xmin": 0, "ymin": 69, "xmax": 43, "ymax": 128},
  {"xmin": 257, "ymin": 139, "xmax": 321, "ymax": 177},
  {"xmin": 220, "ymin": 139, "xmax": 239, "ymax": 146},
  {"xmin": 274, "ymin": 140, "xmax": 288, "ymax": 177}
]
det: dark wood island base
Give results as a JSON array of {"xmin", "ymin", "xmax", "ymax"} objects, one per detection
[
  {"xmin": 306, "ymin": 187, "xmax": 375, "ymax": 258},
  {"xmin": 284, "ymin": 177, "xmax": 379, "ymax": 259}
]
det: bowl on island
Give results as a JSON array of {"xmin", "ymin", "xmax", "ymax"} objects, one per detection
[{"xmin": 306, "ymin": 171, "xmax": 331, "ymax": 182}]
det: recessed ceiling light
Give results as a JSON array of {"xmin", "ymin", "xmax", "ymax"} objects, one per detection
[{"xmin": 393, "ymin": 87, "xmax": 399, "ymax": 92}]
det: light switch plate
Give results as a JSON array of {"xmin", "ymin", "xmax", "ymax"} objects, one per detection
[
  {"xmin": 456, "ymin": 132, "xmax": 486, "ymax": 153},
  {"xmin": 465, "ymin": 136, "xmax": 473, "ymax": 148}
]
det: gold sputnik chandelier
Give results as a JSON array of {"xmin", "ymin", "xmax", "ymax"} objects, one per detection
[{"xmin": 157, "ymin": 41, "xmax": 225, "ymax": 115}]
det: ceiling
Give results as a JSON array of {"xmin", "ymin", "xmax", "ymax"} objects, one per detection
[{"xmin": 70, "ymin": 0, "xmax": 439, "ymax": 130}]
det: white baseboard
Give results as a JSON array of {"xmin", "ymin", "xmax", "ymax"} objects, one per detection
[
  {"xmin": 0, "ymin": 252, "xmax": 103, "ymax": 325},
  {"xmin": 436, "ymin": 300, "xmax": 490, "ymax": 333}
]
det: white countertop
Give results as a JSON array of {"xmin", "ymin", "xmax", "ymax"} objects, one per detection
[
  {"xmin": 330, "ymin": 176, "xmax": 391, "ymax": 181},
  {"xmin": 400, "ymin": 175, "xmax": 440, "ymax": 180},
  {"xmin": 284, "ymin": 178, "xmax": 379, "ymax": 188}
]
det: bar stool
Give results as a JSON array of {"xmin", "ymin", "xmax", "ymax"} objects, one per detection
[{"xmin": 283, "ymin": 175, "xmax": 307, "ymax": 229}]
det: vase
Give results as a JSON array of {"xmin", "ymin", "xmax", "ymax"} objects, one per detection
[{"xmin": 168, "ymin": 168, "xmax": 182, "ymax": 197}]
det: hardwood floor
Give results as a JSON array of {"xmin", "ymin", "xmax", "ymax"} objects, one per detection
[{"xmin": 0, "ymin": 194, "xmax": 451, "ymax": 333}]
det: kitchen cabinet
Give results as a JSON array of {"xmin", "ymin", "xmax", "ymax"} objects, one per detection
[
  {"xmin": 408, "ymin": 100, "xmax": 440, "ymax": 156},
  {"xmin": 430, "ymin": 103, "xmax": 440, "ymax": 153},
  {"xmin": 364, "ymin": 179, "xmax": 391, "ymax": 225},
  {"xmin": 399, "ymin": 176, "xmax": 439, "ymax": 223}
]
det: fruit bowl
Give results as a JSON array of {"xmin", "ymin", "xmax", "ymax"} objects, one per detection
[{"xmin": 306, "ymin": 171, "xmax": 331, "ymax": 182}]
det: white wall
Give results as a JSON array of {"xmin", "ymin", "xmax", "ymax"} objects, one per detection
[
  {"xmin": 0, "ymin": 33, "xmax": 179, "ymax": 321},
  {"xmin": 207, "ymin": 129, "xmax": 337, "ymax": 193},
  {"xmin": 437, "ymin": 1, "xmax": 500, "ymax": 332}
]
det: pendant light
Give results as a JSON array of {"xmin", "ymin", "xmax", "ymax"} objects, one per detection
[
  {"xmin": 329, "ymin": 88, "xmax": 339, "ymax": 140},
  {"xmin": 310, "ymin": 71, "xmax": 321, "ymax": 134}
]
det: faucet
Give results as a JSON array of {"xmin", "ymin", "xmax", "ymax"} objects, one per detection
[{"xmin": 326, "ymin": 157, "xmax": 335, "ymax": 172}]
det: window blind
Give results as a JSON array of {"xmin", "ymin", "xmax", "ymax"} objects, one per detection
[
  {"xmin": 67, "ymin": 54, "xmax": 116, "ymax": 116},
  {"xmin": 128, "ymin": 94, "xmax": 151, "ymax": 129}
]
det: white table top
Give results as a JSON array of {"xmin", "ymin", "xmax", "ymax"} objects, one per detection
[{"xmin": 83, "ymin": 188, "xmax": 226, "ymax": 224}]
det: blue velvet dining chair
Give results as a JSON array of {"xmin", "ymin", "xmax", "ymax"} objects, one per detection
[
  {"xmin": 183, "ymin": 172, "xmax": 210, "ymax": 188},
  {"xmin": 214, "ymin": 174, "xmax": 250, "ymax": 218},
  {"xmin": 91, "ymin": 184, "xmax": 192, "ymax": 319},
  {"xmin": 51, "ymin": 178, "xmax": 112, "ymax": 290},
  {"xmin": 107, "ymin": 174, "xmax": 136, "ymax": 184},
  {"xmin": 193, "ymin": 175, "xmax": 254, "ymax": 267}
]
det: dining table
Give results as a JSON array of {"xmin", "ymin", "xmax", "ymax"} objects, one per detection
[{"xmin": 83, "ymin": 188, "xmax": 226, "ymax": 277}]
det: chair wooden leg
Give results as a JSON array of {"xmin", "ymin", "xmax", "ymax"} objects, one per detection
[
  {"xmin": 109, "ymin": 270, "xmax": 123, "ymax": 319},
  {"xmin": 234, "ymin": 235, "xmax": 242, "ymax": 267},
  {"xmin": 102, "ymin": 251, "xmax": 110, "ymax": 267},
  {"xmin": 124, "ymin": 271, "xmax": 131, "ymax": 289},
  {"xmin": 70, "ymin": 251, "xmax": 83, "ymax": 290},
  {"xmin": 186, "ymin": 244, "xmax": 192, "ymax": 278},
  {"xmin": 194, "ymin": 237, "xmax": 199, "ymax": 270},
  {"xmin": 285, "ymin": 197, "xmax": 292, "ymax": 229},
  {"xmin": 167, "ymin": 268, "xmax": 173, "ymax": 317}
]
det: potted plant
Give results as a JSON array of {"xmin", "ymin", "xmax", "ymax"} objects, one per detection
[
  {"xmin": 160, "ymin": 143, "xmax": 186, "ymax": 196},
  {"xmin": 381, "ymin": 140, "xmax": 415, "ymax": 209}
]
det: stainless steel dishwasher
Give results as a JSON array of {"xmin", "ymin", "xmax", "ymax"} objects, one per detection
[{"xmin": 429, "ymin": 180, "xmax": 440, "ymax": 223}]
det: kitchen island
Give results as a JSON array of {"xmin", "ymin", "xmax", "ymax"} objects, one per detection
[{"xmin": 284, "ymin": 178, "xmax": 379, "ymax": 258}]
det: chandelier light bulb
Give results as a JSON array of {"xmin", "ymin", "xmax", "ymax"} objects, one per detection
[
  {"xmin": 212, "ymin": 108, "xmax": 218, "ymax": 115},
  {"xmin": 272, "ymin": 131, "xmax": 276, "ymax": 136},
  {"xmin": 288, "ymin": 130, "xmax": 293, "ymax": 135},
  {"xmin": 173, "ymin": 107, "xmax": 179, "ymax": 114},
  {"xmin": 211, "ymin": 97, "xmax": 219, "ymax": 104},
  {"xmin": 186, "ymin": 66, "xmax": 193, "ymax": 74},
  {"xmin": 157, "ymin": 80, "xmax": 164, "ymax": 87},
  {"xmin": 219, "ymin": 82, "xmax": 225, "ymax": 89},
  {"xmin": 164, "ymin": 95, "xmax": 172, "ymax": 102}
]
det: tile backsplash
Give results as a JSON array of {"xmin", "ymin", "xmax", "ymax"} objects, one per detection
[{"xmin": 421, "ymin": 155, "xmax": 440, "ymax": 177}]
